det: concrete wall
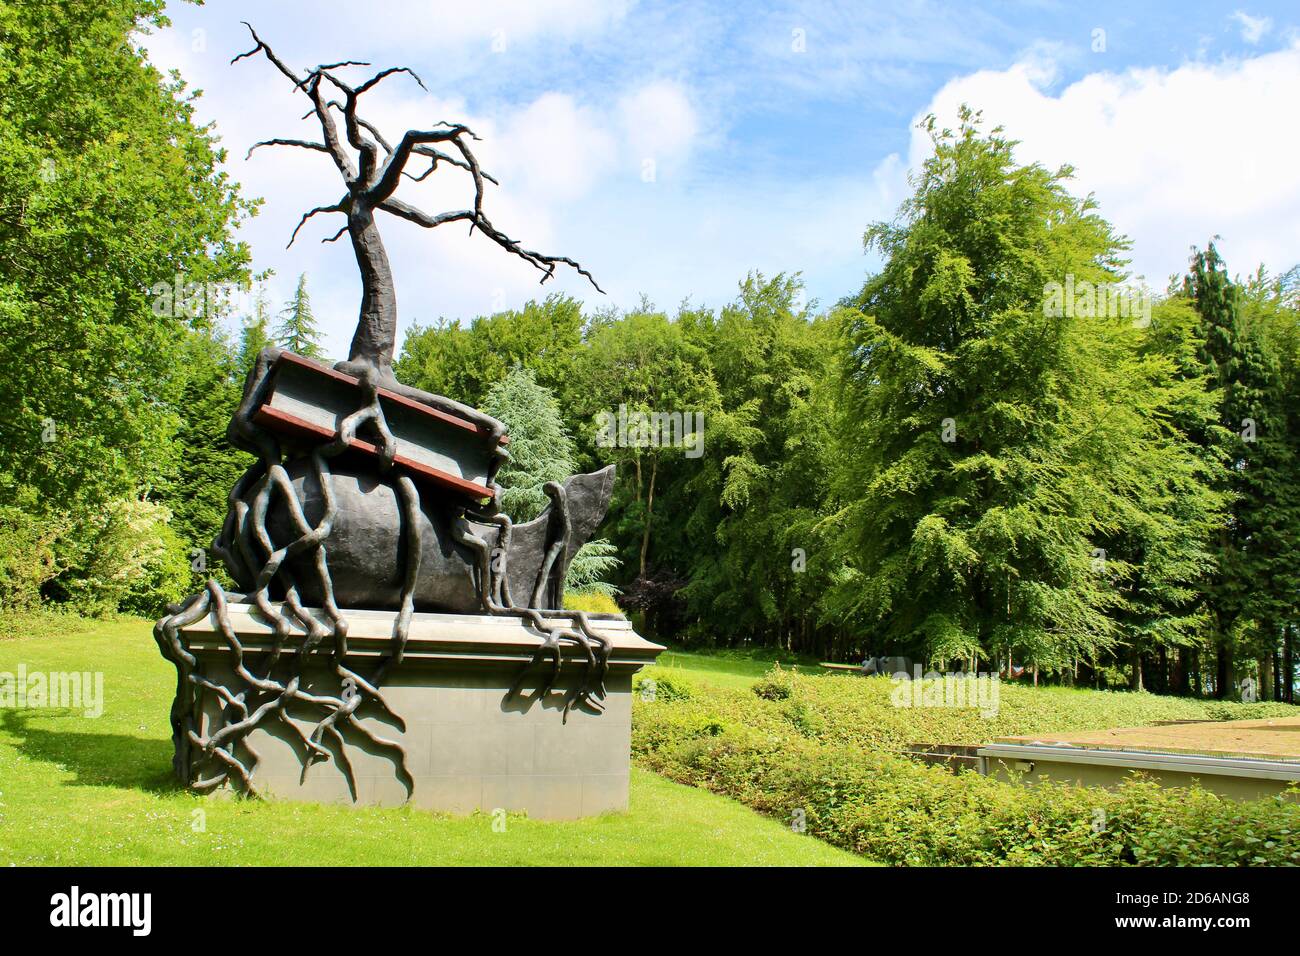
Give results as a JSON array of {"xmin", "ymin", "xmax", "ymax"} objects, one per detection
[
  {"xmin": 183, "ymin": 607, "xmax": 663, "ymax": 819},
  {"xmin": 981, "ymin": 750, "xmax": 1300, "ymax": 801}
]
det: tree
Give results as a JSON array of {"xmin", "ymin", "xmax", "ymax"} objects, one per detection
[
  {"xmin": 274, "ymin": 273, "xmax": 323, "ymax": 358},
  {"xmin": 673, "ymin": 274, "xmax": 849, "ymax": 654},
  {"xmin": 1081, "ymin": 296, "xmax": 1224, "ymax": 691},
  {"xmin": 395, "ymin": 295, "xmax": 586, "ymax": 410},
  {"xmin": 0, "ymin": 0, "xmax": 253, "ymax": 512},
  {"xmin": 154, "ymin": 329, "xmax": 252, "ymax": 571},
  {"xmin": 479, "ymin": 365, "xmax": 620, "ymax": 597},
  {"xmin": 238, "ymin": 281, "xmax": 275, "ymax": 375},
  {"xmin": 573, "ymin": 305, "xmax": 718, "ymax": 580},
  {"xmin": 563, "ymin": 539, "xmax": 621, "ymax": 598},
  {"xmin": 1182, "ymin": 243, "xmax": 1286, "ymax": 698},
  {"xmin": 831, "ymin": 110, "xmax": 1216, "ymax": 674},
  {"xmin": 233, "ymin": 24, "xmax": 599, "ymax": 389},
  {"xmin": 0, "ymin": 0, "xmax": 251, "ymax": 616},
  {"xmin": 480, "ymin": 366, "xmax": 576, "ymax": 522},
  {"xmin": 1234, "ymin": 265, "xmax": 1300, "ymax": 701}
]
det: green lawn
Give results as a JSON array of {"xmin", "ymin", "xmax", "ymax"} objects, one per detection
[
  {"xmin": 647, "ymin": 646, "xmax": 822, "ymax": 689},
  {"xmin": 0, "ymin": 614, "xmax": 863, "ymax": 866},
  {"xmin": 644, "ymin": 644, "xmax": 1296, "ymax": 737},
  {"xmin": 641, "ymin": 650, "xmax": 1296, "ymax": 756}
]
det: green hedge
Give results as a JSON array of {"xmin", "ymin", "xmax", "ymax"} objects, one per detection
[{"xmin": 632, "ymin": 669, "xmax": 1300, "ymax": 866}]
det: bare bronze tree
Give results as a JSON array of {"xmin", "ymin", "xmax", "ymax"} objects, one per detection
[
  {"xmin": 233, "ymin": 23, "xmax": 602, "ymax": 394},
  {"xmin": 151, "ymin": 30, "xmax": 618, "ymax": 800}
]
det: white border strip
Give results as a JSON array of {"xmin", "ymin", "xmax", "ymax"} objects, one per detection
[{"xmin": 977, "ymin": 743, "xmax": 1300, "ymax": 782}]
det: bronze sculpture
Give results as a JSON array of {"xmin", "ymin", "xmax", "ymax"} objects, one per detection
[{"xmin": 154, "ymin": 25, "xmax": 619, "ymax": 800}]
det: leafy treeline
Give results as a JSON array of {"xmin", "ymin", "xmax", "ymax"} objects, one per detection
[
  {"xmin": 0, "ymin": 0, "xmax": 333, "ymax": 615},
  {"xmin": 0, "ymin": 0, "xmax": 253, "ymax": 614},
  {"xmin": 397, "ymin": 115, "xmax": 1298, "ymax": 701},
  {"xmin": 831, "ymin": 114, "xmax": 1298, "ymax": 699},
  {"xmin": 0, "ymin": 4, "xmax": 1294, "ymax": 703}
]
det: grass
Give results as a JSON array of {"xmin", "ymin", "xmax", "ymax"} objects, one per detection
[
  {"xmin": 12, "ymin": 615, "xmax": 1290, "ymax": 866},
  {"xmin": 642, "ymin": 647, "xmax": 1296, "ymax": 746},
  {"xmin": 0, "ymin": 612, "xmax": 863, "ymax": 866},
  {"xmin": 647, "ymin": 646, "xmax": 822, "ymax": 690}
]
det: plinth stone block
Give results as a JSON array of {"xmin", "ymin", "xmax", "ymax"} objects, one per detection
[{"xmin": 179, "ymin": 604, "xmax": 664, "ymax": 819}]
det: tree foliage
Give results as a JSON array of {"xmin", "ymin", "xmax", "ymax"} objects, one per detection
[
  {"xmin": 0, "ymin": 0, "xmax": 252, "ymax": 509},
  {"xmin": 480, "ymin": 365, "xmax": 577, "ymax": 522},
  {"xmin": 0, "ymin": 0, "xmax": 251, "ymax": 613},
  {"xmin": 275, "ymin": 272, "xmax": 323, "ymax": 359}
]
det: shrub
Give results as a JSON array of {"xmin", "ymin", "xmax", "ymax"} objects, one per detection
[
  {"xmin": 0, "ymin": 495, "xmax": 65, "ymax": 611},
  {"xmin": 781, "ymin": 698, "xmax": 827, "ymax": 737},
  {"xmin": 49, "ymin": 497, "xmax": 190, "ymax": 617},
  {"xmin": 564, "ymin": 590, "xmax": 622, "ymax": 615},
  {"xmin": 632, "ymin": 667, "xmax": 1300, "ymax": 866},
  {"xmin": 633, "ymin": 670, "xmax": 692, "ymax": 702},
  {"xmin": 118, "ymin": 517, "xmax": 192, "ymax": 618},
  {"xmin": 752, "ymin": 665, "xmax": 794, "ymax": 700}
]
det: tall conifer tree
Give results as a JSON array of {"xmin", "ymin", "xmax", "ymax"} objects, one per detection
[{"xmin": 275, "ymin": 273, "xmax": 323, "ymax": 359}]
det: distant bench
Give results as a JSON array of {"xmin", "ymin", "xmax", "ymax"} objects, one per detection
[{"xmin": 818, "ymin": 657, "xmax": 914, "ymax": 676}]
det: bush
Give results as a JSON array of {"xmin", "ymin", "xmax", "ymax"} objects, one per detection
[
  {"xmin": 752, "ymin": 664, "xmax": 794, "ymax": 700},
  {"xmin": 632, "ymin": 667, "xmax": 1300, "ymax": 866},
  {"xmin": 49, "ymin": 498, "xmax": 190, "ymax": 617},
  {"xmin": 118, "ymin": 517, "xmax": 192, "ymax": 618},
  {"xmin": 0, "ymin": 494, "xmax": 65, "ymax": 611},
  {"xmin": 634, "ymin": 670, "xmax": 692, "ymax": 702},
  {"xmin": 564, "ymin": 590, "xmax": 622, "ymax": 615}
]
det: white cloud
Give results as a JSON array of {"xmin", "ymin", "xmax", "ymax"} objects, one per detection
[
  {"xmin": 909, "ymin": 42, "xmax": 1300, "ymax": 285},
  {"xmin": 1232, "ymin": 11, "xmax": 1273, "ymax": 45},
  {"xmin": 619, "ymin": 81, "xmax": 700, "ymax": 171},
  {"xmin": 493, "ymin": 93, "xmax": 620, "ymax": 201},
  {"xmin": 1015, "ymin": 39, "xmax": 1070, "ymax": 89}
]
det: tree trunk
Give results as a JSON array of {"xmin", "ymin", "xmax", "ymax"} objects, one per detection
[
  {"xmin": 1174, "ymin": 648, "xmax": 1189, "ymax": 696},
  {"xmin": 344, "ymin": 202, "xmax": 399, "ymax": 372},
  {"xmin": 1215, "ymin": 640, "xmax": 1231, "ymax": 700},
  {"xmin": 1285, "ymin": 624, "xmax": 1295, "ymax": 704},
  {"xmin": 639, "ymin": 455, "xmax": 657, "ymax": 578}
]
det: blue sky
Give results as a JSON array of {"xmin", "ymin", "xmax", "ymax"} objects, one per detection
[{"xmin": 146, "ymin": 1, "xmax": 1300, "ymax": 358}]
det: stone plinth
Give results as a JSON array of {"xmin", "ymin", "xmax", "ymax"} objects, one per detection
[{"xmin": 178, "ymin": 604, "xmax": 664, "ymax": 819}]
